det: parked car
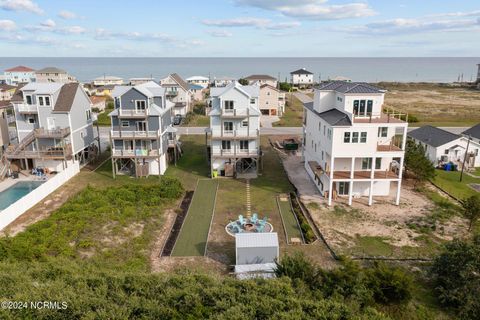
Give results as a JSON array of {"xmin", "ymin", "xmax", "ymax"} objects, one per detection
[{"xmin": 173, "ymin": 114, "xmax": 182, "ymax": 125}]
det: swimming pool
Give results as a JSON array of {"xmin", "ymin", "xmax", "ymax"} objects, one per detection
[{"xmin": 0, "ymin": 181, "xmax": 44, "ymax": 211}]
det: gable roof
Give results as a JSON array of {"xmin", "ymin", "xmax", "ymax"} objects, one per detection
[
  {"xmin": 316, "ymin": 81, "xmax": 384, "ymax": 94},
  {"xmin": 169, "ymin": 73, "xmax": 190, "ymax": 91},
  {"xmin": 260, "ymin": 84, "xmax": 280, "ymax": 92},
  {"xmin": 90, "ymin": 95, "xmax": 106, "ymax": 104},
  {"xmin": 0, "ymin": 84, "xmax": 16, "ymax": 91},
  {"xmin": 462, "ymin": 123, "xmax": 480, "ymax": 140},
  {"xmin": 304, "ymin": 102, "xmax": 352, "ymax": 126},
  {"xmin": 408, "ymin": 126, "xmax": 460, "ymax": 147},
  {"xmin": 5, "ymin": 65, "xmax": 35, "ymax": 72},
  {"xmin": 244, "ymin": 74, "xmax": 276, "ymax": 81},
  {"xmin": 36, "ymin": 67, "xmax": 67, "ymax": 74},
  {"xmin": 291, "ymin": 68, "xmax": 313, "ymax": 75},
  {"xmin": 53, "ymin": 83, "xmax": 80, "ymax": 112}
]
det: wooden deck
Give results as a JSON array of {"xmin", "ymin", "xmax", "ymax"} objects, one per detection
[
  {"xmin": 328, "ymin": 170, "xmax": 399, "ymax": 180},
  {"xmin": 377, "ymin": 144, "xmax": 402, "ymax": 152}
]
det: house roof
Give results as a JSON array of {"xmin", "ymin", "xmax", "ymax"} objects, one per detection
[
  {"xmin": 316, "ymin": 81, "xmax": 384, "ymax": 94},
  {"xmin": 5, "ymin": 65, "xmax": 35, "ymax": 72},
  {"xmin": 0, "ymin": 84, "xmax": 16, "ymax": 91},
  {"xmin": 89, "ymin": 95, "xmax": 106, "ymax": 104},
  {"xmin": 244, "ymin": 74, "xmax": 277, "ymax": 81},
  {"xmin": 210, "ymin": 81, "xmax": 259, "ymax": 98},
  {"xmin": 186, "ymin": 75, "xmax": 209, "ymax": 81},
  {"xmin": 94, "ymin": 75, "xmax": 123, "ymax": 81},
  {"xmin": 214, "ymin": 76, "xmax": 235, "ymax": 81},
  {"xmin": 189, "ymin": 84, "xmax": 203, "ymax": 90},
  {"xmin": 53, "ymin": 83, "xmax": 80, "ymax": 112},
  {"xmin": 260, "ymin": 84, "xmax": 280, "ymax": 92},
  {"xmin": 304, "ymin": 102, "xmax": 352, "ymax": 126},
  {"xmin": 408, "ymin": 126, "xmax": 460, "ymax": 147},
  {"xmin": 169, "ymin": 73, "xmax": 190, "ymax": 91},
  {"xmin": 462, "ymin": 123, "xmax": 480, "ymax": 140},
  {"xmin": 36, "ymin": 67, "xmax": 67, "ymax": 74},
  {"xmin": 22, "ymin": 82, "xmax": 63, "ymax": 94},
  {"xmin": 0, "ymin": 100, "xmax": 11, "ymax": 108},
  {"xmin": 235, "ymin": 232, "xmax": 278, "ymax": 248},
  {"xmin": 290, "ymin": 68, "xmax": 313, "ymax": 75}
]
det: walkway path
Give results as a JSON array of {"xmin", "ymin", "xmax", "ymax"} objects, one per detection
[
  {"xmin": 246, "ymin": 180, "xmax": 251, "ymax": 217},
  {"xmin": 260, "ymin": 115, "xmax": 280, "ymax": 128},
  {"xmin": 293, "ymin": 91, "xmax": 313, "ymax": 104}
]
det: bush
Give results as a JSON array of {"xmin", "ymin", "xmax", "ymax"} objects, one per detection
[
  {"xmin": 279, "ymin": 82, "xmax": 292, "ymax": 91},
  {"xmin": 289, "ymin": 193, "xmax": 316, "ymax": 243},
  {"xmin": 366, "ymin": 262, "xmax": 413, "ymax": 304}
]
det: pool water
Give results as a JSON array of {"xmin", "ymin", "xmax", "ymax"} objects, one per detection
[{"xmin": 0, "ymin": 181, "xmax": 44, "ymax": 210}]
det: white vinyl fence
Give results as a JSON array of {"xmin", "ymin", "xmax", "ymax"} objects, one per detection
[{"xmin": 0, "ymin": 162, "xmax": 80, "ymax": 231}]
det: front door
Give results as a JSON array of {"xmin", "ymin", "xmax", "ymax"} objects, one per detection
[
  {"xmin": 338, "ymin": 182, "xmax": 350, "ymax": 195},
  {"xmin": 47, "ymin": 117, "xmax": 55, "ymax": 130}
]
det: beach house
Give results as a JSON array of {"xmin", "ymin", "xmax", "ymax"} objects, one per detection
[
  {"xmin": 160, "ymin": 74, "xmax": 192, "ymax": 116},
  {"xmin": 303, "ymin": 81, "xmax": 408, "ymax": 206},
  {"xmin": 6, "ymin": 82, "xmax": 96, "ymax": 173},
  {"xmin": 109, "ymin": 81, "xmax": 178, "ymax": 177},
  {"xmin": 93, "ymin": 76, "xmax": 124, "ymax": 86},
  {"xmin": 258, "ymin": 84, "xmax": 285, "ymax": 116},
  {"xmin": 186, "ymin": 76, "xmax": 210, "ymax": 89},
  {"xmin": 4, "ymin": 66, "xmax": 36, "ymax": 86},
  {"xmin": 207, "ymin": 81, "xmax": 261, "ymax": 178},
  {"xmin": 290, "ymin": 68, "xmax": 314, "ymax": 88},
  {"xmin": 244, "ymin": 74, "xmax": 278, "ymax": 88},
  {"xmin": 213, "ymin": 76, "xmax": 235, "ymax": 87},
  {"xmin": 35, "ymin": 67, "xmax": 77, "ymax": 83}
]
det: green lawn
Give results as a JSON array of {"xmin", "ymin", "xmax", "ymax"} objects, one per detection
[
  {"xmin": 432, "ymin": 169, "xmax": 480, "ymax": 200},
  {"xmin": 273, "ymin": 94, "xmax": 303, "ymax": 127},
  {"xmin": 181, "ymin": 114, "xmax": 210, "ymax": 127},
  {"xmin": 171, "ymin": 179, "xmax": 218, "ymax": 256},
  {"xmin": 277, "ymin": 197, "xmax": 303, "ymax": 242},
  {"xmin": 94, "ymin": 108, "xmax": 113, "ymax": 126}
]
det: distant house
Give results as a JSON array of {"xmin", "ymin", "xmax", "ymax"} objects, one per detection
[
  {"xmin": 160, "ymin": 73, "xmax": 192, "ymax": 116},
  {"xmin": 35, "ymin": 67, "xmax": 76, "ymax": 83},
  {"xmin": 0, "ymin": 84, "xmax": 16, "ymax": 101},
  {"xmin": 189, "ymin": 84, "xmax": 204, "ymax": 101},
  {"xmin": 129, "ymin": 78, "xmax": 155, "ymax": 86},
  {"xmin": 186, "ymin": 76, "xmax": 209, "ymax": 89},
  {"xmin": 462, "ymin": 123, "xmax": 480, "ymax": 145},
  {"xmin": 244, "ymin": 74, "xmax": 278, "ymax": 88},
  {"xmin": 95, "ymin": 85, "xmax": 115, "ymax": 97},
  {"xmin": 258, "ymin": 84, "xmax": 285, "ymax": 116},
  {"xmin": 0, "ymin": 75, "xmax": 6, "ymax": 84},
  {"xmin": 93, "ymin": 76, "xmax": 123, "ymax": 86},
  {"xmin": 213, "ymin": 76, "xmax": 235, "ymax": 87},
  {"xmin": 408, "ymin": 125, "xmax": 480, "ymax": 168},
  {"xmin": 4, "ymin": 66, "xmax": 36, "ymax": 85},
  {"xmin": 290, "ymin": 68, "xmax": 314, "ymax": 87},
  {"xmin": 89, "ymin": 95, "xmax": 107, "ymax": 112}
]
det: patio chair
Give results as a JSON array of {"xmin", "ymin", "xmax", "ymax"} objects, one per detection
[
  {"xmin": 251, "ymin": 213, "xmax": 258, "ymax": 223},
  {"xmin": 239, "ymin": 215, "xmax": 244, "ymax": 225}
]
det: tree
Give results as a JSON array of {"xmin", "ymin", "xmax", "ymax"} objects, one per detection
[
  {"xmin": 238, "ymin": 78, "xmax": 248, "ymax": 85},
  {"xmin": 431, "ymin": 236, "xmax": 480, "ymax": 319},
  {"xmin": 460, "ymin": 194, "xmax": 480, "ymax": 231},
  {"xmin": 404, "ymin": 139, "xmax": 435, "ymax": 187},
  {"xmin": 279, "ymin": 82, "xmax": 292, "ymax": 92}
]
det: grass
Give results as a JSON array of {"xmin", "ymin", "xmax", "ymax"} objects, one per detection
[
  {"xmin": 181, "ymin": 114, "xmax": 210, "ymax": 127},
  {"xmin": 94, "ymin": 107, "xmax": 113, "ymax": 126},
  {"xmin": 277, "ymin": 196, "xmax": 303, "ymax": 242},
  {"xmin": 273, "ymin": 94, "xmax": 303, "ymax": 127},
  {"xmin": 171, "ymin": 180, "xmax": 218, "ymax": 256},
  {"xmin": 431, "ymin": 169, "xmax": 480, "ymax": 200}
]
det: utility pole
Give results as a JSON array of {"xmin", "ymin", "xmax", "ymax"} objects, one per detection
[{"xmin": 460, "ymin": 135, "xmax": 471, "ymax": 182}]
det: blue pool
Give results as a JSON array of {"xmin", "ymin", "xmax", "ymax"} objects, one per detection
[{"xmin": 0, "ymin": 181, "xmax": 44, "ymax": 210}]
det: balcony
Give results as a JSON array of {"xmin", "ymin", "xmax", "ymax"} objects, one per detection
[
  {"xmin": 34, "ymin": 128, "xmax": 71, "ymax": 138},
  {"xmin": 220, "ymin": 108, "xmax": 250, "ymax": 118},
  {"xmin": 328, "ymin": 170, "xmax": 399, "ymax": 180},
  {"xmin": 17, "ymin": 104, "xmax": 38, "ymax": 114},
  {"xmin": 111, "ymin": 149, "xmax": 160, "ymax": 158},
  {"xmin": 353, "ymin": 108, "xmax": 407, "ymax": 124},
  {"xmin": 110, "ymin": 130, "xmax": 159, "ymax": 139},
  {"xmin": 5, "ymin": 144, "xmax": 72, "ymax": 160},
  {"xmin": 166, "ymin": 90, "xmax": 178, "ymax": 97},
  {"xmin": 377, "ymin": 136, "xmax": 404, "ymax": 152},
  {"xmin": 211, "ymin": 129, "xmax": 259, "ymax": 140},
  {"xmin": 211, "ymin": 148, "xmax": 259, "ymax": 158},
  {"xmin": 117, "ymin": 108, "xmax": 149, "ymax": 118}
]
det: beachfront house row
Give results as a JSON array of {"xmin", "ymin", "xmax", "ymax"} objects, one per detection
[
  {"xmin": 408, "ymin": 126, "xmax": 480, "ymax": 169},
  {"xmin": 6, "ymin": 82, "xmax": 96, "ymax": 174},
  {"xmin": 214, "ymin": 77, "xmax": 235, "ymax": 87},
  {"xmin": 303, "ymin": 81, "xmax": 408, "ymax": 206},
  {"xmin": 244, "ymin": 74, "xmax": 278, "ymax": 88},
  {"xmin": 186, "ymin": 76, "xmax": 210, "ymax": 89},
  {"xmin": 159, "ymin": 73, "xmax": 192, "ymax": 116},
  {"xmin": 4, "ymin": 66, "xmax": 36, "ymax": 86},
  {"xmin": 35, "ymin": 67, "xmax": 77, "ymax": 83},
  {"xmin": 93, "ymin": 76, "xmax": 124, "ymax": 86},
  {"xmin": 207, "ymin": 81, "xmax": 261, "ymax": 178},
  {"xmin": 290, "ymin": 68, "xmax": 314, "ymax": 87},
  {"xmin": 109, "ymin": 81, "xmax": 178, "ymax": 178},
  {"xmin": 258, "ymin": 84, "xmax": 285, "ymax": 116}
]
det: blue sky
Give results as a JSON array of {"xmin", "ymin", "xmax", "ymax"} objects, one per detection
[{"xmin": 0, "ymin": 0, "xmax": 479, "ymax": 57}]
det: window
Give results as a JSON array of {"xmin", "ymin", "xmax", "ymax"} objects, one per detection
[
  {"xmin": 321, "ymin": 151, "xmax": 324, "ymax": 160},
  {"xmin": 223, "ymin": 121, "xmax": 233, "ymax": 132},
  {"xmin": 26, "ymin": 95, "xmax": 32, "ymax": 104},
  {"xmin": 121, "ymin": 120, "xmax": 129, "ymax": 127},
  {"xmin": 327, "ymin": 128, "xmax": 332, "ymax": 140},
  {"xmin": 45, "ymin": 96, "xmax": 50, "ymax": 106},
  {"xmin": 224, "ymin": 100, "xmax": 234, "ymax": 109},
  {"xmin": 267, "ymin": 92, "xmax": 270, "ymax": 96},
  {"xmin": 28, "ymin": 117, "xmax": 36, "ymax": 124},
  {"xmin": 38, "ymin": 96, "xmax": 44, "ymax": 106},
  {"xmin": 367, "ymin": 100, "xmax": 373, "ymax": 114},
  {"xmin": 338, "ymin": 182, "xmax": 350, "ymax": 195},
  {"xmin": 240, "ymin": 140, "xmax": 248, "ymax": 150},
  {"xmin": 359, "ymin": 100, "xmax": 366, "ymax": 115},
  {"xmin": 323, "ymin": 126, "xmax": 326, "ymax": 135},
  {"xmin": 318, "ymin": 122, "xmax": 321, "ymax": 131},
  {"xmin": 378, "ymin": 127, "xmax": 388, "ymax": 137},
  {"xmin": 250, "ymin": 98, "xmax": 255, "ymax": 104},
  {"xmin": 135, "ymin": 100, "xmax": 146, "ymax": 110},
  {"xmin": 311, "ymin": 140, "xmax": 314, "ymax": 148},
  {"xmin": 360, "ymin": 132, "xmax": 367, "ymax": 143},
  {"xmin": 352, "ymin": 132, "xmax": 359, "ymax": 143},
  {"xmin": 375, "ymin": 158, "xmax": 381, "ymax": 169},
  {"xmin": 353, "ymin": 100, "xmax": 373, "ymax": 116},
  {"xmin": 337, "ymin": 96, "xmax": 343, "ymax": 102},
  {"xmin": 221, "ymin": 140, "xmax": 231, "ymax": 150},
  {"xmin": 86, "ymin": 110, "xmax": 91, "ymax": 121},
  {"xmin": 241, "ymin": 120, "xmax": 248, "ymax": 127},
  {"xmin": 314, "ymin": 143, "xmax": 317, "ymax": 152},
  {"xmin": 444, "ymin": 149, "xmax": 449, "ymax": 155},
  {"xmin": 475, "ymin": 149, "xmax": 479, "ymax": 156},
  {"xmin": 344, "ymin": 132, "xmax": 351, "ymax": 143},
  {"xmin": 362, "ymin": 158, "xmax": 372, "ymax": 170},
  {"xmin": 353, "ymin": 100, "xmax": 359, "ymax": 115}
]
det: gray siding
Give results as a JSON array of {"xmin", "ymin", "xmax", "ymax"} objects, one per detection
[{"xmin": 120, "ymin": 88, "xmax": 148, "ymax": 110}]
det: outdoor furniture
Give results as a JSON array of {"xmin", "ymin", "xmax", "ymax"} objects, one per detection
[
  {"xmin": 239, "ymin": 215, "xmax": 245, "ymax": 225},
  {"xmin": 251, "ymin": 213, "xmax": 258, "ymax": 224}
]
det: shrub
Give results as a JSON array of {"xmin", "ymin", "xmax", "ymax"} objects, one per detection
[
  {"xmin": 289, "ymin": 193, "xmax": 316, "ymax": 243},
  {"xmin": 366, "ymin": 262, "xmax": 413, "ymax": 305}
]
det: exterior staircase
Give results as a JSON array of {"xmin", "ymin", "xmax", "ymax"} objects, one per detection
[{"xmin": 5, "ymin": 131, "xmax": 35, "ymax": 158}]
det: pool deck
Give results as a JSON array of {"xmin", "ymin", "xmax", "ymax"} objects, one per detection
[{"xmin": 0, "ymin": 171, "xmax": 50, "ymax": 193}]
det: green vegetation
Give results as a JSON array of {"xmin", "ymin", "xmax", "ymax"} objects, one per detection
[
  {"xmin": 276, "ymin": 196, "xmax": 303, "ymax": 242},
  {"xmin": 171, "ymin": 180, "xmax": 218, "ymax": 256},
  {"xmin": 460, "ymin": 194, "xmax": 480, "ymax": 231},
  {"xmin": 431, "ymin": 169, "xmax": 480, "ymax": 199},
  {"xmin": 182, "ymin": 102, "xmax": 210, "ymax": 127},
  {"xmin": 273, "ymin": 94, "xmax": 303, "ymax": 127},
  {"xmin": 290, "ymin": 193, "xmax": 316, "ymax": 243},
  {"xmin": 431, "ymin": 236, "xmax": 480, "ymax": 319},
  {"xmin": 279, "ymin": 82, "xmax": 292, "ymax": 91},
  {"xmin": 94, "ymin": 107, "xmax": 113, "ymax": 126},
  {"xmin": 405, "ymin": 140, "xmax": 436, "ymax": 187}
]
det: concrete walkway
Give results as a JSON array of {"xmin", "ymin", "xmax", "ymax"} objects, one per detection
[
  {"xmin": 260, "ymin": 115, "xmax": 280, "ymax": 128},
  {"xmin": 282, "ymin": 154, "xmax": 323, "ymax": 204},
  {"xmin": 293, "ymin": 91, "xmax": 313, "ymax": 104}
]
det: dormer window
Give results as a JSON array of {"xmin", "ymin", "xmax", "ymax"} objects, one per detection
[
  {"xmin": 38, "ymin": 96, "xmax": 44, "ymax": 106},
  {"xmin": 25, "ymin": 95, "xmax": 32, "ymax": 105},
  {"xmin": 135, "ymin": 100, "xmax": 146, "ymax": 110},
  {"xmin": 45, "ymin": 97, "xmax": 50, "ymax": 106},
  {"xmin": 224, "ymin": 100, "xmax": 234, "ymax": 110}
]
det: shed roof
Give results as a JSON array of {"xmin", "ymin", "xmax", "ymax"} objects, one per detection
[
  {"xmin": 408, "ymin": 126, "xmax": 460, "ymax": 147},
  {"xmin": 462, "ymin": 123, "xmax": 480, "ymax": 140},
  {"xmin": 235, "ymin": 232, "xmax": 279, "ymax": 248}
]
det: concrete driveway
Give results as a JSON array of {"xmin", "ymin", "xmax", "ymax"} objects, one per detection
[
  {"xmin": 281, "ymin": 154, "xmax": 323, "ymax": 204},
  {"xmin": 260, "ymin": 115, "xmax": 280, "ymax": 128}
]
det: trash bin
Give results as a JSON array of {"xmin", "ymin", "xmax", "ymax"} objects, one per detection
[{"xmin": 212, "ymin": 169, "xmax": 218, "ymax": 178}]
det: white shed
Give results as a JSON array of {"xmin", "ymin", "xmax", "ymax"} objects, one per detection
[{"xmin": 235, "ymin": 232, "xmax": 279, "ymax": 265}]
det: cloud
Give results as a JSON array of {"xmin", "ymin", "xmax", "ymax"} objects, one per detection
[
  {"xmin": 40, "ymin": 19, "xmax": 56, "ymax": 28},
  {"xmin": 56, "ymin": 26, "xmax": 86, "ymax": 34},
  {"xmin": 201, "ymin": 17, "xmax": 300, "ymax": 30},
  {"xmin": 58, "ymin": 10, "xmax": 77, "ymax": 19},
  {"xmin": 0, "ymin": 19, "xmax": 16, "ymax": 31},
  {"xmin": 94, "ymin": 28, "xmax": 175, "ymax": 42},
  {"xmin": 0, "ymin": 0, "xmax": 43, "ymax": 14},
  {"xmin": 266, "ymin": 21, "xmax": 301, "ymax": 30},
  {"xmin": 207, "ymin": 30, "xmax": 233, "ymax": 37},
  {"xmin": 25, "ymin": 20, "xmax": 86, "ymax": 34},
  {"xmin": 234, "ymin": 0, "xmax": 376, "ymax": 20}
]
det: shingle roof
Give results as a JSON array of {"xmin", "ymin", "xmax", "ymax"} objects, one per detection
[
  {"xmin": 170, "ymin": 73, "xmax": 189, "ymax": 91},
  {"xmin": 304, "ymin": 102, "xmax": 352, "ymax": 126},
  {"xmin": 316, "ymin": 81, "xmax": 384, "ymax": 94},
  {"xmin": 244, "ymin": 74, "xmax": 277, "ymax": 81},
  {"xmin": 408, "ymin": 126, "xmax": 460, "ymax": 147},
  {"xmin": 53, "ymin": 83, "xmax": 79, "ymax": 112},
  {"xmin": 36, "ymin": 67, "xmax": 67, "ymax": 74},
  {"xmin": 5, "ymin": 65, "xmax": 35, "ymax": 72},
  {"xmin": 462, "ymin": 123, "xmax": 480, "ymax": 140},
  {"xmin": 290, "ymin": 68, "xmax": 313, "ymax": 75}
]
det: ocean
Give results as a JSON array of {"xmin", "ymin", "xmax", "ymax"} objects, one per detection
[{"xmin": 0, "ymin": 57, "xmax": 478, "ymax": 83}]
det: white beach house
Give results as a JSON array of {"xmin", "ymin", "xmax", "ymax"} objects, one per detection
[{"xmin": 303, "ymin": 81, "xmax": 408, "ymax": 206}]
